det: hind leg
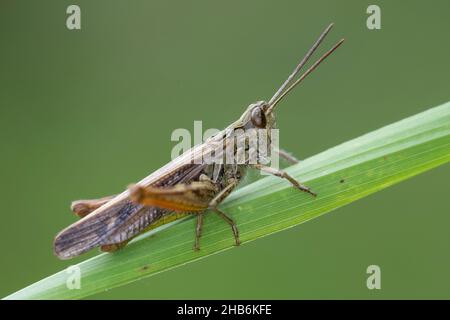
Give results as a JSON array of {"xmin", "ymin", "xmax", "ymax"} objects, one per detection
[
  {"xmin": 70, "ymin": 195, "xmax": 116, "ymax": 218},
  {"xmin": 128, "ymin": 176, "xmax": 240, "ymax": 250}
]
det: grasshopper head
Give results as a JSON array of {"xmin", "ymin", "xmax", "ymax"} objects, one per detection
[{"xmin": 238, "ymin": 101, "xmax": 276, "ymax": 131}]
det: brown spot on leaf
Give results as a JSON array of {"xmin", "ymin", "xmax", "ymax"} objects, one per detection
[{"xmin": 139, "ymin": 264, "xmax": 150, "ymax": 272}]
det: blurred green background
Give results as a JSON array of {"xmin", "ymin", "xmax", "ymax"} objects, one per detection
[{"xmin": 1, "ymin": 0, "xmax": 449, "ymax": 299}]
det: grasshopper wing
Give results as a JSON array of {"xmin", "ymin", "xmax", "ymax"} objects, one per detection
[
  {"xmin": 54, "ymin": 197, "xmax": 143, "ymax": 259},
  {"xmin": 54, "ymin": 161, "xmax": 208, "ymax": 259}
]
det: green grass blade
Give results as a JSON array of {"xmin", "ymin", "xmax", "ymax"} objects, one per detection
[{"xmin": 4, "ymin": 101, "xmax": 450, "ymax": 300}]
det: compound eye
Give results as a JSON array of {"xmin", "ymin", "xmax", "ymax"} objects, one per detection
[{"xmin": 251, "ymin": 107, "xmax": 267, "ymax": 128}]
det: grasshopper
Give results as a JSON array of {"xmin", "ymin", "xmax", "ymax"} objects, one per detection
[{"xmin": 54, "ymin": 24, "xmax": 344, "ymax": 259}]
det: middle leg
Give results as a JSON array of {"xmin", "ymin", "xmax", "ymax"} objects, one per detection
[{"xmin": 207, "ymin": 178, "xmax": 240, "ymax": 247}]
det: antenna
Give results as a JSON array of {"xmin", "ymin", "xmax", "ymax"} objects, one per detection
[{"xmin": 266, "ymin": 24, "xmax": 344, "ymax": 114}]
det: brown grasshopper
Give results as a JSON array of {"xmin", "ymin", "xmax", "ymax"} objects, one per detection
[{"xmin": 54, "ymin": 24, "xmax": 344, "ymax": 259}]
